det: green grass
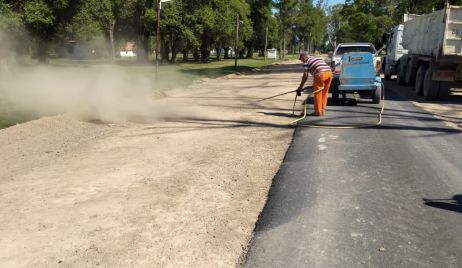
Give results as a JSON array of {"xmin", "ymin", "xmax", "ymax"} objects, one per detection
[
  {"xmin": 50, "ymin": 55, "xmax": 283, "ymax": 82},
  {"xmin": 161, "ymin": 56, "xmax": 280, "ymax": 88},
  {"xmin": 49, "ymin": 56, "xmax": 284, "ymax": 91},
  {"xmin": 0, "ymin": 118, "xmax": 16, "ymax": 129}
]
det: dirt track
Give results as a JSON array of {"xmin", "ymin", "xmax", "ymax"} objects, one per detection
[{"xmin": 0, "ymin": 63, "xmax": 303, "ymax": 267}]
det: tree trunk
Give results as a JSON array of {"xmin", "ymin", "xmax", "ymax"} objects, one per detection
[
  {"xmin": 168, "ymin": 33, "xmax": 173, "ymax": 62},
  {"xmin": 182, "ymin": 49, "xmax": 188, "ymax": 62},
  {"xmin": 258, "ymin": 49, "xmax": 264, "ymax": 57},
  {"xmin": 246, "ymin": 46, "xmax": 253, "ymax": 58},
  {"xmin": 224, "ymin": 47, "xmax": 229, "ymax": 59},
  {"xmin": 215, "ymin": 46, "xmax": 221, "ymax": 61},
  {"xmin": 137, "ymin": 35, "xmax": 149, "ymax": 62},
  {"xmin": 36, "ymin": 41, "xmax": 48, "ymax": 63},
  {"xmin": 170, "ymin": 34, "xmax": 180, "ymax": 63},
  {"xmin": 161, "ymin": 38, "xmax": 170, "ymax": 63},
  {"xmin": 200, "ymin": 48, "xmax": 210, "ymax": 62},
  {"xmin": 193, "ymin": 48, "xmax": 200, "ymax": 62},
  {"xmin": 238, "ymin": 48, "xmax": 245, "ymax": 58}
]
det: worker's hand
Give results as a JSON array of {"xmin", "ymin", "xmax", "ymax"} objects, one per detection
[{"xmin": 296, "ymin": 87, "xmax": 302, "ymax": 96}]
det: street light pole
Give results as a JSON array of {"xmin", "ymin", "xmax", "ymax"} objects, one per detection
[
  {"xmin": 155, "ymin": 0, "xmax": 172, "ymax": 79},
  {"xmin": 156, "ymin": 0, "xmax": 161, "ymax": 79},
  {"xmin": 235, "ymin": 14, "xmax": 239, "ymax": 69},
  {"xmin": 264, "ymin": 26, "xmax": 268, "ymax": 63}
]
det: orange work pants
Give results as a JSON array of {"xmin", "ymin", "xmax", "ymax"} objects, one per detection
[{"xmin": 313, "ymin": 71, "xmax": 333, "ymax": 116}]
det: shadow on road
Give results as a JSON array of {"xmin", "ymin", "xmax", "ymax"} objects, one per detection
[
  {"xmin": 423, "ymin": 195, "xmax": 462, "ymax": 214},
  {"xmin": 178, "ymin": 62, "xmax": 301, "ymax": 78},
  {"xmin": 258, "ymin": 111, "xmax": 299, "ymax": 118},
  {"xmin": 383, "ymin": 79, "xmax": 462, "ymax": 105}
]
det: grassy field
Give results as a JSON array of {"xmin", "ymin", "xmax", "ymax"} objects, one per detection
[
  {"xmin": 0, "ymin": 118, "xmax": 16, "ymax": 129},
  {"xmin": 49, "ymin": 55, "xmax": 287, "ymax": 90}
]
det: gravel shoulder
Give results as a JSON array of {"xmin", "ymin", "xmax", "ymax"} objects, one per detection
[{"xmin": 0, "ymin": 62, "xmax": 301, "ymax": 267}]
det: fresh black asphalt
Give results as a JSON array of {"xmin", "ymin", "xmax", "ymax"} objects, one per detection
[{"xmin": 243, "ymin": 79, "xmax": 462, "ymax": 268}]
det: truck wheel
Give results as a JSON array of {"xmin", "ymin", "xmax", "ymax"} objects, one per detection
[
  {"xmin": 372, "ymin": 87, "xmax": 382, "ymax": 104},
  {"xmin": 397, "ymin": 62, "xmax": 406, "ymax": 85},
  {"xmin": 332, "ymin": 91, "xmax": 339, "ymax": 103},
  {"xmin": 437, "ymin": 82, "xmax": 451, "ymax": 100},
  {"xmin": 423, "ymin": 68, "xmax": 439, "ymax": 100},
  {"xmin": 415, "ymin": 64, "xmax": 428, "ymax": 96},
  {"xmin": 331, "ymin": 84, "xmax": 340, "ymax": 104},
  {"xmin": 405, "ymin": 64, "xmax": 417, "ymax": 86},
  {"xmin": 383, "ymin": 58, "xmax": 391, "ymax": 79}
]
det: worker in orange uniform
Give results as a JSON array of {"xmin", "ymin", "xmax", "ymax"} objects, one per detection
[{"xmin": 296, "ymin": 52, "xmax": 333, "ymax": 116}]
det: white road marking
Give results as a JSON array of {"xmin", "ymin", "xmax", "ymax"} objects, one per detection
[{"xmin": 328, "ymin": 135, "xmax": 339, "ymax": 140}]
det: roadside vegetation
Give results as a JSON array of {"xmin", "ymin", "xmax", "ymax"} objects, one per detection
[
  {"xmin": 1, "ymin": 1, "xmax": 460, "ymax": 67},
  {"xmin": 0, "ymin": 0, "xmax": 327, "ymax": 64},
  {"xmin": 0, "ymin": 118, "xmax": 15, "ymax": 129}
]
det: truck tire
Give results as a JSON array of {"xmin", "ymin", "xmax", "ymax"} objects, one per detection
[
  {"xmin": 332, "ymin": 89, "xmax": 339, "ymax": 103},
  {"xmin": 438, "ymin": 82, "xmax": 451, "ymax": 100},
  {"xmin": 415, "ymin": 64, "xmax": 428, "ymax": 96},
  {"xmin": 423, "ymin": 68, "xmax": 439, "ymax": 100},
  {"xmin": 372, "ymin": 86, "xmax": 382, "ymax": 104},
  {"xmin": 405, "ymin": 64, "xmax": 417, "ymax": 86},
  {"xmin": 384, "ymin": 58, "xmax": 391, "ymax": 80},
  {"xmin": 397, "ymin": 62, "xmax": 406, "ymax": 85},
  {"xmin": 330, "ymin": 83, "xmax": 340, "ymax": 104}
]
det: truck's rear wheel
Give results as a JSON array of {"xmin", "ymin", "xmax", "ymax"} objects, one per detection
[
  {"xmin": 438, "ymin": 82, "xmax": 451, "ymax": 100},
  {"xmin": 405, "ymin": 65, "xmax": 417, "ymax": 86},
  {"xmin": 423, "ymin": 68, "xmax": 439, "ymax": 100},
  {"xmin": 372, "ymin": 87, "xmax": 382, "ymax": 104},
  {"xmin": 384, "ymin": 58, "xmax": 391, "ymax": 80},
  {"xmin": 332, "ymin": 91, "xmax": 339, "ymax": 103},
  {"xmin": 415, "ymin": 64, "xmax": 428, "ymax": 96},
  {"xmin": 397, "ymin": 62, "xmax": 406, "ymax": 85},
  {"xmin": 330, "ymin": 84, "xmax": 340, "ymax": 103}
]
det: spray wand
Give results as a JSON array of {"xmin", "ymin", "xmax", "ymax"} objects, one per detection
[{"xmin": 257, "ymin": 89, "xmax": 299, "ymax": 102}]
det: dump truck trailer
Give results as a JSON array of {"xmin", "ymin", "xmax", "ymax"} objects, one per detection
[{"xmin": 396, "ymin": 4, "xmax": 462, "ymax": 100}]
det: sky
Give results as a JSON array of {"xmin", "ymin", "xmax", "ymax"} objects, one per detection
[{"xmin": 316, "ymin": 0, "xmax": 346, "ymax": 6}]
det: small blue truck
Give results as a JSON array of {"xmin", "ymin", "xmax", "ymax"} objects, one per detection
[{"xmin": 338, "ymin": 52, "xmax": 383, "ymax": 104}]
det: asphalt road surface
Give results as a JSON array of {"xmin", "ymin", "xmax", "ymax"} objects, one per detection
[{"xmin": 243, "ymin": 80, "xmax": 462, "ymax": 267}]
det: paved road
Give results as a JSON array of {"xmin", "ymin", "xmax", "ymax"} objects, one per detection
[{"xmin": 243, "ymin": 80, "xmax": 462, "ymax": 267}]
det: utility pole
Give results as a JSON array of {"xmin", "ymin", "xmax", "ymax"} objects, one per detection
[
  {"xmin": 264, "ymin": 26, "xmax": 268, "ymax": 62},
  {"xmin": 155, "ymin": 0, "xmax": 161, "ymax": 79},
  {"xmin": 281, "ymin": 0, "xmax": 285, "ymax": 60},
  {"xmin": 109, "ymin": 20, "xmax": 116, "ymax": 62},
  {"xmin": 279, "ymin": 1, "xmax": 284, "ymax": 60},
  {"xmin": 155, "ymin": 0, "xmax": 172, "ymax": 79},
  {"xmin": 235, "ymin": 14, "xmax": 239, "ymax": 69}
]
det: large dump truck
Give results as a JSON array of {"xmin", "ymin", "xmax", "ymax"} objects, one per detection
[{"xmin": 396, "ymin": 4, "xmax": 462, "ymax": 100}]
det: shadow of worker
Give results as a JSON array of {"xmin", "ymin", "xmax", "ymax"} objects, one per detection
[{"xmin": 423, "ymin": 195, "xmax": 462, "ymax": 214}]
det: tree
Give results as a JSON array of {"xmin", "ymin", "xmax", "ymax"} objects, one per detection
[
  {"xmin": 245, "ymin": 0, "xmax": 272, "ymax": 57},
  {"xmin": 0, "ymin": 2, "xmax": 24, "ymax": 63},
  {"xmin": 295, "ymin": 1, "xmax": 326, "ymax": 53},
  {"xmin": 328, "ymin": 0, "xmax": 392, "ymax": 48}
]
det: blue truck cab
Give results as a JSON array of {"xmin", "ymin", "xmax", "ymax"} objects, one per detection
[{"xmin": 337, "ymin": 52, "xmax": 382, "ymax": 104}]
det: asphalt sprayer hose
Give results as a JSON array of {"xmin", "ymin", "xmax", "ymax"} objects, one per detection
[{"xmin": 289, "ymin": 83, "xmax": 386, "ymax": 128}]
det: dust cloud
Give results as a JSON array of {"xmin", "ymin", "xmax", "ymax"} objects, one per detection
[{"xmin": 0, "ymin": 32, "xmax": 202, "ymax": 124}]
